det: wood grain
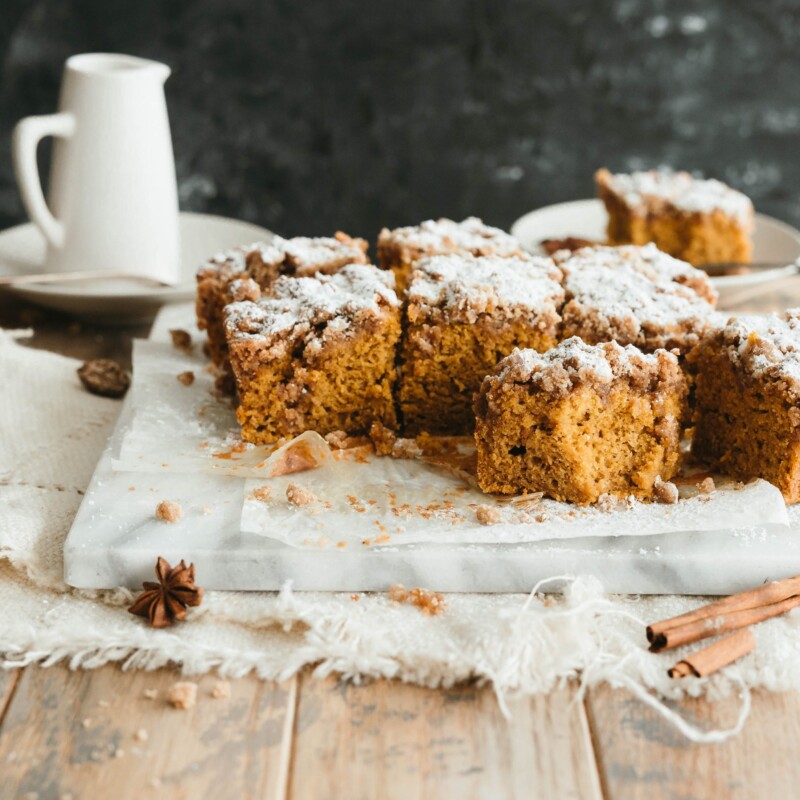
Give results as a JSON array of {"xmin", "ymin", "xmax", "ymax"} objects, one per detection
[
  {"xmin": 587, "ymin": 685, "xmax": 800, "ymax": 799},
  {"xmin": 0, "ymin": 670, "xmax": 20, "ymax": 726},
  {"xmin": 0, "ymin": 664, "xmax": 297, "ymax": 800},
  {"xmin": 289, "ymin": 674, "xmax": 602, "ymax": 800}
]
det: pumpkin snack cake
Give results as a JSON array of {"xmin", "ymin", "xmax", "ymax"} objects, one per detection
[
  {"xmin": 596, "ymin": 167, "xmax": 754, "ymax": 267},
  {"xmin": 224, "ymin": 264, "xmax": 401, "ymax": 444},
  {"xmin": 556, "ymin": 244, "xmax": 718, "ymax": 354},
  {"xmin": 690, "ymin": 310, "xmax": 800, "ymax": 503},
  {"xmin": 398, "ymin": 253, "xmax": 565, "ymax": 435},
  {"xmin": 196, "ymin": 232, "xmax": 369, "ymax": 388},
  {"xmin": 474, "ymin": 339, "xmax": 689, "ymax": 504},
  {"xmin": 377, "ymin": 217, "xmax": 523, "ymax": 289}
]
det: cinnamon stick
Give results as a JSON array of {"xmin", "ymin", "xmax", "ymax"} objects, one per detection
[
  {"xmin": 647, "ymin": 574, "xmax": 800, "ymax": 652},
  {"xmin": 668, "ymin": 628, "xmax": 756, "ymax": 678}
]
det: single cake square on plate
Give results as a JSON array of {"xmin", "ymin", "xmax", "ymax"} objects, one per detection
[
  {"xmin": 377, "ymin": 217, "xmax": 523, "ymax": 289},
  {"xmin": 224, "ymin": 264, "xmax": 401, "ymax": 444},
  {"xmin": 556, "ymin": 243, "xmax": 718, "ymax": 354},
  {"xmin": 474, "ymin": 339, "xmax": 689, "ymax": 503},
  {"xmin": 398, "ymin": 253, "xmax": 565, "ymax": 435},
  {"xmin": 596, "ymin": 167, "xmax": 754, "ymax": 267},
  {"xmin": 690, "ymin": 310, "xmax": 800, "ymax": 502},
  {"xmin": 196, "ymin": 232, "xmax": 369, "ymax": 386}
]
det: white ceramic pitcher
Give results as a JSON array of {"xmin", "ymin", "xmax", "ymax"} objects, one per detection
[{"xmin": 13, "ymin": 53, "xmax": 180, "ymax": 284}]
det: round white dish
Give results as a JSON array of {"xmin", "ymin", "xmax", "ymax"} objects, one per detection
[
  {"xmin": 511, "ymin": 199, "xmax": 800, "ymax": 304},
  {"xmin": 0, "ymin": 211, "xmax": 273, "ymax": 323}
]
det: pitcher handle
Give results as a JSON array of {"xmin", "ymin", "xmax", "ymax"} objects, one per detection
[{"xmin": 12, "ymin": 112, "xmax": 76, "ymax": 249}]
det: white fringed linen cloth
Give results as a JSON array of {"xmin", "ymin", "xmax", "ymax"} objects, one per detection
[{"xmin": 3, "ymin": 329, "xmax": 800, "ymax": 740}]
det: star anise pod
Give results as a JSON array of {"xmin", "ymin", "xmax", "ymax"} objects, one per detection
[{"xmin": 128, "ymin": 557, "xmax": 204, "ymax": 628}]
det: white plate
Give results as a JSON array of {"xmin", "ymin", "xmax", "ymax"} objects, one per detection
[
  {"xmin": 0, "ymin": 212, "xmax": 273, "ymax": 323},
  {"xmin": 511, "ymin": 199, "xmax": 800, "ymax": 304}
]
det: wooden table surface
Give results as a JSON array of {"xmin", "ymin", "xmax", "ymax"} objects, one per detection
[{"xmin": 3, "ymin": 287, "xmax": 800, "ymax": 800}]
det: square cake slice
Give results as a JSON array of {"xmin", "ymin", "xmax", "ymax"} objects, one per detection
[
  {"xmin": 196, "ymin": 232, "xmax": 369, "ymax": 387},
  {"xmin": 474, "ymin": 339, "xmax": 689, "ymax": 503},
  {"xmin": 557, "ymin": 244, "xmax": 717, "ymax": 354},
  {"xmin": 398, "ymin": 253, "xmax": 564, "ymax": 435},
  {"xmin": 377, "ymin": 217, "xmax": 523, "ymax": 289},
  {"xmin": 690, "ymin": 310, "xmax": 800, "ymax": 502},
  {"xmin": 596, "ymin": 167, "xmax": 754, "ymax": 267},
  {"xmin": 224, "ymin": 264, "xmax": 401, "ymax": 444}
]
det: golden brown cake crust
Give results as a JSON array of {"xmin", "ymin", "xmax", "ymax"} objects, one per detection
[
  {"xmin": 398, "ymin": 254, "xmax": 565, "ymax": 435},
  {"xmin": 556, "ymin": 244, "xmax": 718, "ymax": 353},
  {"xmin": 225, "ymin": 264, "xmax": 401, "ymax": 443},
  {"xmin": 596, "ymin": 167, "xmax": 754, "ymax": 267},
  {"xmin": 475, "ymin": 339, "xmax": 689, "ymax": 503},
  {"xmin": 690, "ymin": 310, "xmax": 800, "ymax": 501}
]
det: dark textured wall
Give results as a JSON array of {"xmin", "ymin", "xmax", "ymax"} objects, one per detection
[{"xmin": 2, "ymin": 0, "xmax": 800, "ymax": 241}]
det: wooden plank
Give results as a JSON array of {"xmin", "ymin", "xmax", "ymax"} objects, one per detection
[
  {"xmin": 289, "ymin": 674, "xmax": 602, "ymax": 800},
  {"xmin": 0, "ymin": 664, "xmax": 297, "ymax": 800},
  {"xmin": 586, "ymin": 685, "xmax": 800, "ymax": 799},
  {"xmin": 0, "ymin": 669, "xmax": 20, "ymax": 725}
]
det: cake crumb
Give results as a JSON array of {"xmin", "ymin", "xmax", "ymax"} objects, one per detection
[
  {"xmin": 211, "ymin": 681, "xmax": 231, "ymax": 700},
  {"xmin": 391, "ymin": 438, "xmax": 423, "ymax": 459},
  {"xmin": 155, "ymin": 500, "xmax": 183, "ymax": 523},
  {"xmin": 286, "ymin": 483, "xmax": 318, "ymax": 507},
  {"xmin": 143, "ymin": 688, "xmax": 158, "ymax": 700},
  {"xmin": 134, "ymin": 728, "xmax": 149, "ymax": 743},
  {"xmin": 77, "ymin": 358, "xmax": 130, "ymax": 399},
  {"xmin": 351, "ymin": 593, "xmax": 361, "ymax": 601},
  {"xmin": 369, "ymin": 421, "xmax": 397, "ymax": 456},
  {"xmin": 595, "ymin": 493, "xmax": 620, "ymax": 512},
  {"xmin": 389, "ymin": 584, "xmax": 446, "ymax": 615},
  {"xmin": 476, "ymin": 504, "xmax": 501, "ymax": 525},
  {"xmin": 325, "ymin": 430, "xmax": 351, "ymax": 449},
  {"xmin": 697, "ymin": 476, "xmax": 716, "ymax": 494},
  {"xmin": 252, "ymin": 485, "xmax": 272, "ymax": 503},
  {"xmin": 177, "ymin": 370, "xmax": 195, "ymax": 386},
  {"xmin": 167, "ymin": 681, "xmax": 198, "ymax": 710},
  {"xmin": 201, "ymin": 505, "xmax": 213, "ymax": 516},
  {"xmin": 170, "ymin": 329, "xmax": 193, "ymax": 353},
  {"xmin": 653, "ymin": 477, "xmax": 679, "ymax": 504}
]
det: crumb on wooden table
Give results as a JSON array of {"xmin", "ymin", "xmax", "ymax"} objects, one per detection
[
  {"xmin": 167, "ymin": 681, "xmax": 198, "ymax": 709},
  {"xmin": 475, "ymin": 504, "xmax": 501, "ymax": 525},
  {"xmin": 653, "ymin": 476, "xmax": 679, "ymax": 504},
  {"xmin": 211, "ymin": 681, "xmax": 231, "ymax": 700},
  {"xmin": 177, "ymin": 370, "xmax": 195, "ymax": 386},
  {"xmin": 286, "ymin": 483, "xmax": 318, "ymax": 507},
  {"xmin": 170, "ymin": 329, "xmax": 193, "ymax": 353},
  {"xmin": 155, "ymin": 500, "xmax": 183, "ymax": 523},
  {"xmin": 389, "ymin": 584, "xmax": 446, "ymax": 615},
  {"xmin": 697, "ymin": 476, "xmax": 716, "ymax": 494},
  {"xmin": 134, "ymin": 728, "xmax": 149, "ymax": 743}
]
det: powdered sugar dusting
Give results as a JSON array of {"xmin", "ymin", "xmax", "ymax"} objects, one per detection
[
  {"xmin": 601, "ymin": 169, "xmax": 754, "ymax": 222},
  {"xmin": 380, "ymin": 217, "xmax": 522, "ymax": 256},
  {"xmin": 718, "ymin": 310, "xmax": 800, "ymax": 397},
  {"xmin": 408, "ymin": 254, "xmax": 564, "ymax": 321},
  {"xmin": 225, "ymin": 264, "xmax": 399, "ymax": 342}
]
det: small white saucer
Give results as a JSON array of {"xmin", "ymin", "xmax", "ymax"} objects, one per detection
[
  {"xmin": 512, "ymin": 199, "xmax": 800, "ymax": 305},
  {"xmin": 0, "ymin": 212, "xmax": 273, "ymax": 323}
]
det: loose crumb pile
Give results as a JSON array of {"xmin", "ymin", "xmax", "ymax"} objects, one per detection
[
  {"xmin": 389, "ymin": 584, "xmax": 446, "ymax": 615},
  {"xmin": 475, "ymin": 505, "xmax": 501, "ymax": 525},
  {"xmin": 167, "ymin": 681, "xmax": 198, "ymax": 710},
  {"xmin": 177, "ymin": 370, "xmax": 195, "ymax": 386},
  {"xmin": 155, "ymin": 500, "xmax": 183, "ymax": 523},
  {"xmin": 286, "ymin": 483, "xmax": 318, "ymax": 507}
]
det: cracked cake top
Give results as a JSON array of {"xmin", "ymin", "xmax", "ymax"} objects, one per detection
[
  {"xmin": 406, "ymin": 254, "xmax": 565, "ymax": 325},
  {"xmin": 378, "ymin": 217, "xmax": 522, "ymax": 262},
  {"xmin": 596, "ymin": 168, "xmax": 754, "ymax": 223}
]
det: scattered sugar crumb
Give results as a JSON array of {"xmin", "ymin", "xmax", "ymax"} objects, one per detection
[
  {"xmin": 697, "ymin": 476, "xmax": 716, "ymax": 494},
  {"xmin": 143, "ymin": 688, "xmax": 158, "ymax": 700},
  {"xmin": 392, "ymin": 438, "xmax": 423, "ymax": 459},
  {"xmin": 177, "ymin": 370, "xmax": 195, "ymax": 386},
  {"xmin": 167, "ymin": 681, "xmax": 198, "ymax": 710},
  {"xmin": 252, "ymin": 485, "xmax": 272, "ymax": 503},
  {"xmin": 286, "ymin": 483, "xmax": 318, "ymax": 507},
  {"xmin": 134, "ymin": 728, "xmax": 149, "ymax": 743},
  {"xmin": 389, "ymin": 584, "xmax": 446, "ymax": 615},
  {"xmin": 653, "ymin": 477, "xmax": 679, "ymax": 504},
  {"xmin": 595, "ymin": 493, "xmax": 620, "ymax": 512},
  {"xmin": 476, "ymin": 504, "xmax": 501, "ymax": 525},
  {"xmin": 211, "ymin": 681, "xmax": 231, "ymax": 700},
  {"xmin": 169, "ymin": 328, "xmax": 193, "ymax": 352},
  {"xmin": 155, "ymin": 500, "xmax": 183, "ymax": 522}
]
